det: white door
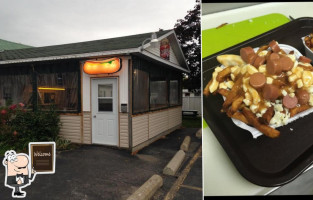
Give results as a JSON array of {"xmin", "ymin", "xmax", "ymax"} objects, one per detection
[{"xmin": 91, "ymin": 78, "xmax": 118, "ymax": 146}]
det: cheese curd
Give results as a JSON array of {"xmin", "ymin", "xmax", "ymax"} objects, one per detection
[
  {"xmin": 209, "ymin": 67, "xmax": 223, "ymax": 93},
  {"xmin": 270, "ymin": 104, "xmax": 290, "ymax": 126}
]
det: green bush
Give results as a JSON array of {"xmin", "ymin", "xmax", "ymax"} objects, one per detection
[
  {"xmin": 0, "ymin": 103, "xmax": 63, "ymax": 154},
  {"xmin": 55, "ymin": 136, "xmax": 72, "ymax": 150}
]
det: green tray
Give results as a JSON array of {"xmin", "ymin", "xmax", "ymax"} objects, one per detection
[{"xmin": 202, "ymin": 13, "xmax": 290, "ymax": 58}]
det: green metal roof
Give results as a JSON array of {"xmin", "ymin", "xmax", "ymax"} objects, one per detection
[
  {"xmin": 0, "ymin": 30, "xmax": 172, "ymax": 62},
  {"xmin": 0, "ymin": 38, "xmax": 32, "ymax": 51}
]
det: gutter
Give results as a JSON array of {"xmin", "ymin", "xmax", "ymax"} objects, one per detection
[
  {"xmin": 140, "ymin": 49, "xmax": 190, "ymax": 73},
  {"xmin": 0, "ymin": 48, "xmax": 139, "ymax": 65}
]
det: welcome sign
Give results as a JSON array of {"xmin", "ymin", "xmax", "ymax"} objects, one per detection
[{"xmin": 29, "ymin": 142, "xmax": 56, "ymax": 174}]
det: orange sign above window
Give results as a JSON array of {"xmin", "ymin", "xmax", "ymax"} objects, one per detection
[{"xmin": 83, "ymin": 58, "xmax": 122, "ymax": 75}]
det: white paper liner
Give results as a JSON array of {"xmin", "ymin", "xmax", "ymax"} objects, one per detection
[{"xmin": 222, "ymin": 44, "xmax": 313, "ymax": 139}]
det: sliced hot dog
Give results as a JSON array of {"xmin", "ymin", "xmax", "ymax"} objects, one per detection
[
  {"xmin": 283, "ymin": 94, "xmax": 298, "ymax": 109},
  {"xmin": 280, "ymin": 56, "xmax": 294, "ymax": 71},
  {"xmin": 247, "ymin": 54, "xmax": 257, "ymax": 65},
  {"xmin": 296, "ymin": 89, "xmax": 310, "ymax": 105},
  {"xmin": 263, "ymin": 84, "xmax": 280, "ymax": 101},
  {"xmin": 269, "ymin": 40, "xmax": 281, "ymax": 53},
  {"xmin": 253, "ymin": 56, "xmax": 266, "ymax": 68},
  {"xmin": 266, "ymin": 59, "xmax": 282, "ymax": 75},
  {"xmin": 267, "ymin": 52, "xmax": 280, "ymax": 61},
  {"xmin": 240, "ymin": 47, "xmax": 256, "ymax": 64},
  {"xmin": 249, "ymin": 72, "xmax": 266, "ymax": 89},
  {"xmin": 299, "ymin": 56, "xmax": 312, "ymax": 63}
]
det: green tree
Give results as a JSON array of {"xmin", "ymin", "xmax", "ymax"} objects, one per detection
[{"xmin": 174, "ymin": 0, "xmax": 200, "ymax": 94}]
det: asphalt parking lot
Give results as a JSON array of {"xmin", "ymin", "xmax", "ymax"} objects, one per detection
[{"xmin": 0, "ymin": 127, "xmax": 202, "ymax": 200}]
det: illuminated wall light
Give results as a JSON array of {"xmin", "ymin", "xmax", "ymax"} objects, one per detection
[
  {"xmin": 38, "ymin": 87, "xmax": 65, "ymax": 91},
  {"xmin": 83, "ymin": 57, "xmax": 122, "ymax": 75}
]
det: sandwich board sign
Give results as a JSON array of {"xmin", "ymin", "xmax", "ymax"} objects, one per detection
[{"xmin": 28, "ymin": 142, "xmax": 56, "ymax": 174}]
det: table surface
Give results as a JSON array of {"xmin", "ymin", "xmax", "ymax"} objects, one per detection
[
  {"xmin": 202, "ymin": 2, "xmax": 313, "ymax": 196},
  {"xmin": 202, "ymin": 13, "xmax": 289, "ymax": 58}
]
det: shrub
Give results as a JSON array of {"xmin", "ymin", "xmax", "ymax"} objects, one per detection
[
  {"xmin": 55, "ymin": 136, "xmax": 72, "ymax": 150},
  {"xmin": 0, "ymin": 104, "xmax": 62, "ymax": 153}
]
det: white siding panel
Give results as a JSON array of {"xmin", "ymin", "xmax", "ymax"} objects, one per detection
[
  {"xmin": 131, "ymin": 107, "xmax": 182, "ymax": 147},
  {"xmin": 182, "ymin": 96, "xmax": 202, "ymax": 116},
  {"xmin": 132, "ymin": 115, "xmax": 149, "ymax": 146},
  {"xmin": 146, "ymin": 41, "xmax": 180, "ymax": 65},
  {"xmin": 169, "ymin": 107, "xmax": 182, "ymax": 129},
  {"xmin": 119, "ymin": 59, "xmax": 129, "ymax": 112},
  {"xmin": 59, "ymin": 115, "xmax": 81, "ymax": 143},
  {"xmin": 149, "ymin": 110, "xmax": 169, "ymax": 139},
  {"xmin": 120, "ymin": 113, "xmax": 129, "ymax": 148}
]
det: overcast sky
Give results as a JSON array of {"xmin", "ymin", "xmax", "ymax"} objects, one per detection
[{"xmin": 0, "ymin": 0, "xmax": 196, "ymax": 47}]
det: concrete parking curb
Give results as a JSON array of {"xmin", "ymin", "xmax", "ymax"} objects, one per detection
[
  {"xmin": 163, "ymin": 150, "xmax": 186, "ymax": 176},
  {"xmin": 126, "ymin": 174, "xmax": 163, "ymax": 200},
  {"xmin": 180, "ymin": 136, "xmax": 191, "ymax": 152},
  {"xmin": 195, "ymin": 128, "xmax": 202, "ymax": 139}
]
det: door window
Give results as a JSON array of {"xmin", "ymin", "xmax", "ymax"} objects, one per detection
[{"xmin": 98, "ymin": 84, "xmax": 113, "ymax": 112}]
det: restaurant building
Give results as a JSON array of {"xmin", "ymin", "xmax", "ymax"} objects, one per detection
[{"xmin": 0, "ymin": 30, "xmax": 189, "ymax": 152}]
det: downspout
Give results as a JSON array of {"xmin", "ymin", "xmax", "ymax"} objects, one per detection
[
  {"xmin": 31, "ymin": 64, "xmax": 38, "ymax": 111},
  {"xmin": 128, "ymin": 58, "xmax": 133, "ymax": 151}
]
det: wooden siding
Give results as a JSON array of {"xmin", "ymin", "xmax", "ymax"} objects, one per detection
[
  {"xmin": 132, "ymin": 114, "xmax": 149, "ymax": 146},
  {"xmin": 83, "ymin": 112, "xmax": 92, "ymax": 144},
  {"xmin": 132, "ymin": 106, "xmax": 182, "ymax": 147},
  {"xmin": 149, "ymin": 110, "xmax": 169, "ymax": 139},
  {"xmin": 119, "ymin": 113, "xmax": 129, "ymax": 148},
  {"xmin": 59, "ymin": 115, "xmax": 81, "ymax": 143}
]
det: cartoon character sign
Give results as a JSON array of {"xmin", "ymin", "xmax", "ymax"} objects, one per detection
[
  {"xmin": 2, "ymin": 142, "xmax": 56, "ymax": 198},
  {"xmin": 2, "ymin": 150, "xmax": 36, "ymax": 198}
]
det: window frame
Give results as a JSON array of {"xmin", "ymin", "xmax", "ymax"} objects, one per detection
[
  {"xmin": 131, "ymin": 56, "xmax": 182, "ymax": 115},
  {"xmin": 0, "ymin": 60, "xmax": 81, "ymax": 114}
]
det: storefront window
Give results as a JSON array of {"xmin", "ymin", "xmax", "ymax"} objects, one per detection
[
  {"xmin": 132, "ymin": 56, "xmax": 182, "ymax": 114},
  {"xmin": 150, "ymin": 65, "xmax": 168, "ymax": 110},
  {"xmin": 169, "ymin": 72, "xmax": 182, "ymax": 106},
  {"xmin": 132, "ymin": 60, "xmax": 149, "ymax": 113},
  {"xmin": 36, "ymin": 62, "xmax": 79, "ymax": 111},
  {"xmin": 0, "ymin": 67, "xmax": 32, "ymax": 108},
  {"xmin": 0, "ymin": 61, "xmax": 80, "ymax": 112},
  {"xmin": 169, "ymin": 80, "xmax": 179, "ymax": 105},
  {"xmin": 150, "ymin": 80, "xmax": 168, "ymax": 110}
]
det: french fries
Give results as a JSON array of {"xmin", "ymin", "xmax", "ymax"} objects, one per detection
[
  {"xmin": 217, "ymin": 88, "xmax": 230, "ymax": 97},
  {"xmin": 222, "ymin": 75, "xmax": 243, "ymax": 110},
  {"xmin": 216, "ymin": 55, "xmax": 244, "ymax": 67},
  {"xmin": 216, "ymin": 67, "xmax": 231, "ymax": 82},
  {"xmin": 227, "ymin": 110, "xmax": 250, "ymax": 125},
  {"xmin": 230, "ymin": 96, "xmax": 244, "ymax": 114},
  {"xmin": 203, "ymin": 79, "xmax": 212, "ymax": 96},
  {"xmin": 256, "ymin": 45, "xmax": 269, "ymax": 54},
  {"xmin": 259, "ymin": 106, "xmax": 274, "ymax": 125},
  {"xmin": 304, "ymin": 33, "xmax": 313, "ymax": 50},
  {"xmin": 242, "ymin": 107, "xmax": 280, "ymax": 138},
  {"xmin": 290, "ymin": 104, "xmax": 311, "ymax": 117},
  {"xmin": 298, "ymin": 64, "xmax": 313, "ymax": 72}
]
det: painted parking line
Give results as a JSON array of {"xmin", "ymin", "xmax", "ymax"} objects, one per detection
[
  {"xmin": 164, "ymin": 145, "xmax": 202, "ymax": 200},
  {"xmin": 180, "ymin": 184, "xmax": 203, "ymax": 192}
]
